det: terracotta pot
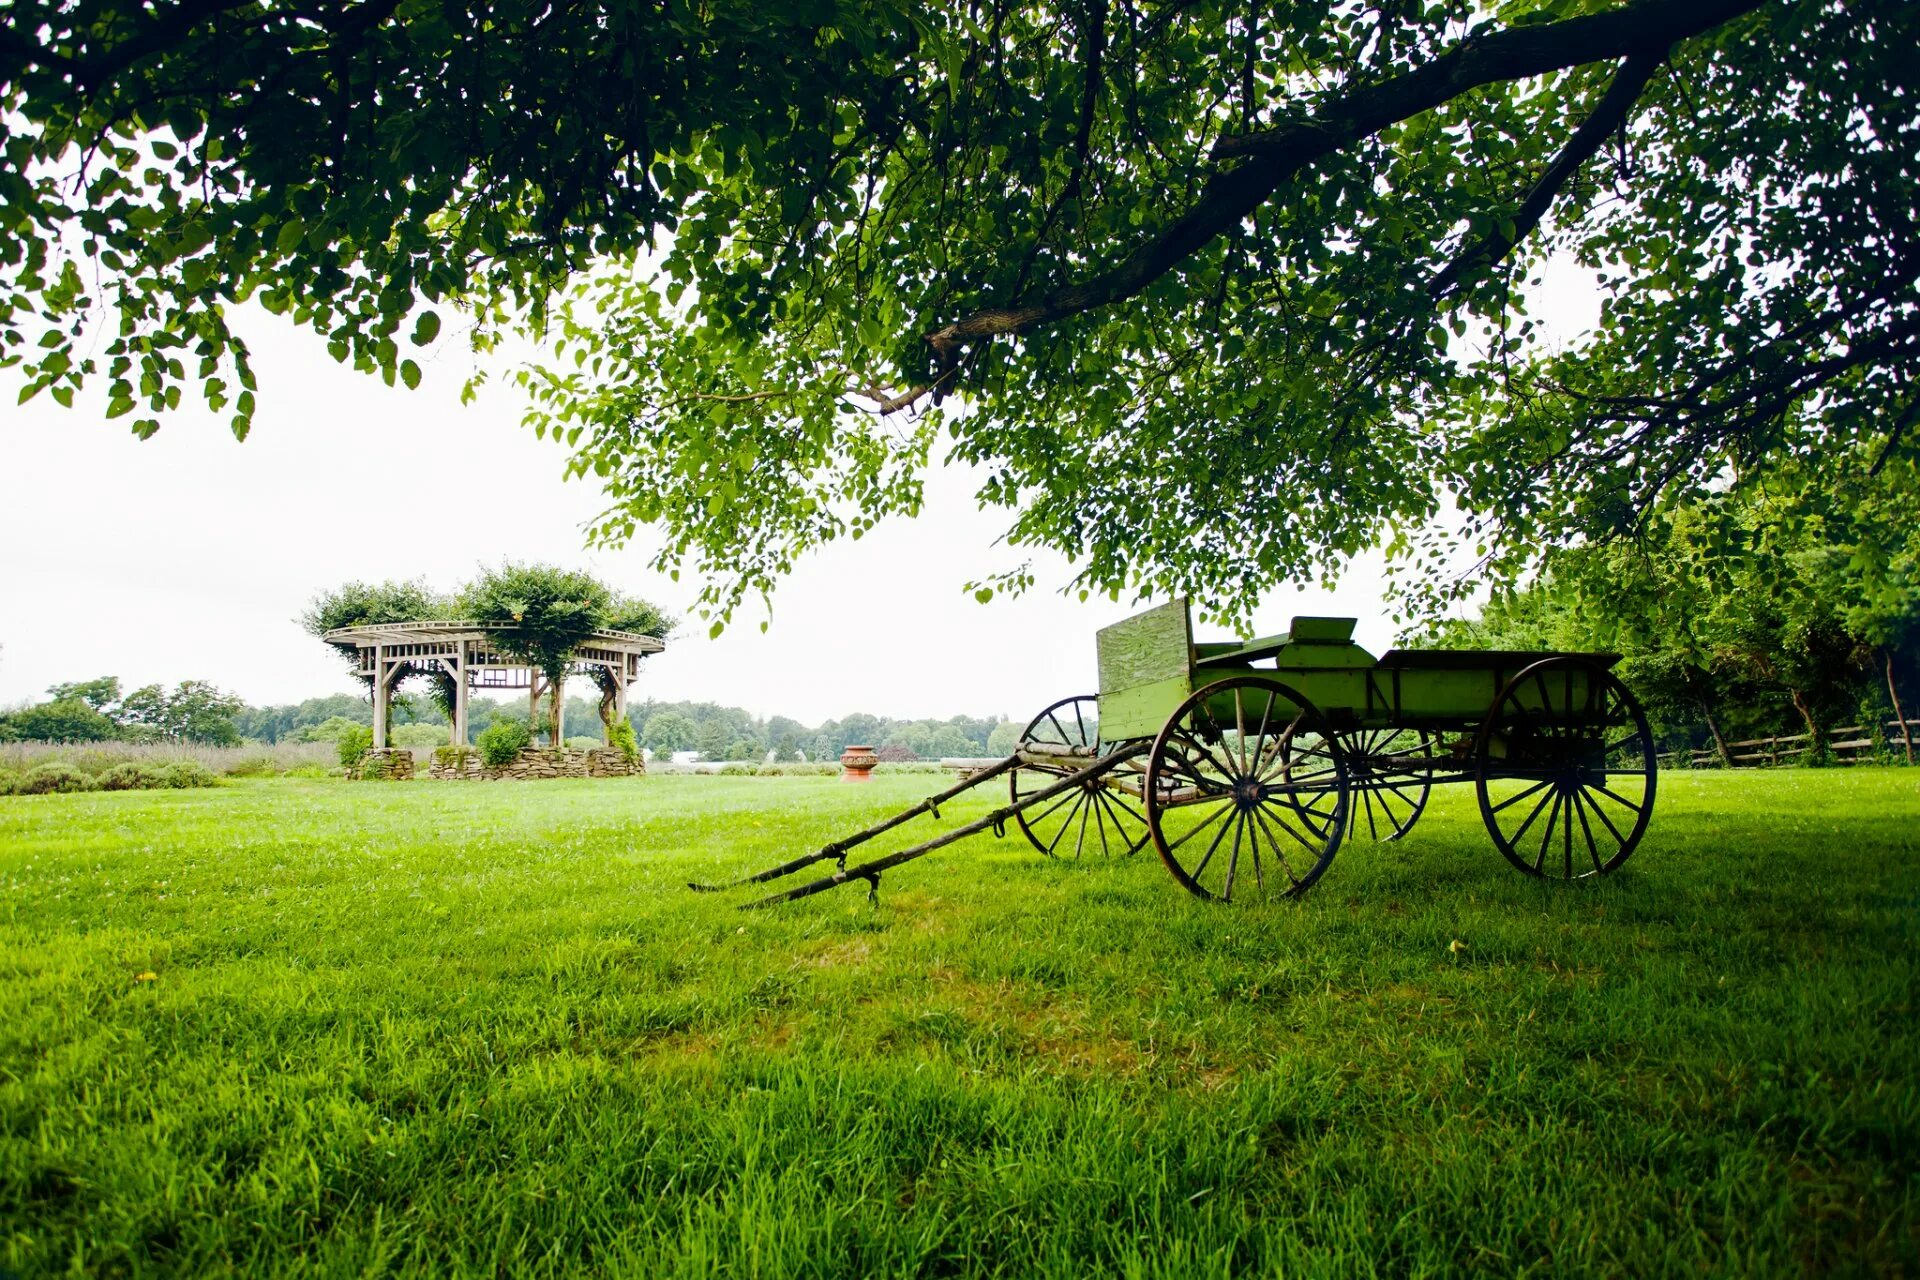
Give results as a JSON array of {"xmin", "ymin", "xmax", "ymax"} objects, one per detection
[{"xmin": 839, "ymin": 743, "xmax": 879, "ymax": 781}]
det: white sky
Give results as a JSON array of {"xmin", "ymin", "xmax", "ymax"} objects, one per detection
[{"xmin": 0, "ymin": 266, "xmax": 1599, "ymax": 726}]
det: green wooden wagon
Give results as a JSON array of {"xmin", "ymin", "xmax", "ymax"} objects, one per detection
[{"xmin": 699, "ymin": 599, "xmax": 1656, "ymax": 908}]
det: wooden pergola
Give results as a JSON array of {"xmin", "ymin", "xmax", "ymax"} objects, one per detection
[{"xmin": 323, "ymin": 621, "xmax": 666, "ymax": 747}]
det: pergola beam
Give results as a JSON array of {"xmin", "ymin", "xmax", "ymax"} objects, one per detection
[{"xmin": 326, "ymin": 621, "xmax": 664, "ymax": 752}]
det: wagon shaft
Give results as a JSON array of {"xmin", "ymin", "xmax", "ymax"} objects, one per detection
[{"xmin": 691, "ymin": 743, "xmax": 1150, "ymax": 907}]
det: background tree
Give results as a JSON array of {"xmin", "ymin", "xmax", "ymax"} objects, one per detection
[
  {"xmin": 642, "ymin": 712, "xmax": 697, "ymax": 758},
  {"xmin": 9, "ymin": 1, "xmax": 1911, "ymax": 632},
  {"xmin": 4, "ymin": 698, "xmax": 120, "ymax": 743},
  {"xmin": 46, "ymin": 678, "xmax": 122, "ymax": 714},
  {"xmin": 117, "ymin": 680, "xmax": 246, "ymax": 745}
]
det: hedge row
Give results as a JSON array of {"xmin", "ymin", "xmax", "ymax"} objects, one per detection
[{"xmin": 0, "ymin": 759, "xmax": 221, "ymax": 796}]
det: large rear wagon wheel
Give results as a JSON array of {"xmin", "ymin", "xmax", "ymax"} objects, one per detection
[
  {"xmin": 1009, "ymin": 695, "xmax": 1149, "ymax": 859},
  {"xmin": 1474, "ymin": 657, "xmax": 1657, "ymax": 879},
  {"xmin": 1144, "ymin": 677, "xmax": 1350, "ymax": 902}
]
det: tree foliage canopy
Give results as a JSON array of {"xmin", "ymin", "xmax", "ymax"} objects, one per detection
[{"xmin": 7, "ymin": 0, "xmax": 1915, "ymax": 625}]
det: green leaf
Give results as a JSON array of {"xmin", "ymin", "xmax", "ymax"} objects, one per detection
[{"xmin": 410, "ymin": 311, "xmax": 441, "ymax": 346}]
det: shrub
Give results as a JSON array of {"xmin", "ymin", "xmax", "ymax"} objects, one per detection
[
  {"xmin": 336, "ymin": 724, "xmax": 373, "ymax": 769},
  {"xmin": 97, "ymin": 763, "xmax": 159, "ymax": 791},
  {"xmin": 154, "ymin": 761, "xmax": 219, "ymax": 789},
  {"xmin": 358, "ymin": 753, "xmax": 391, "ymax": 780},
  {"xmin": 716, "ymin": 762, "xmax": 757, "ymax": 776},
  {"xmin": 477, "ymin": 717, "xmax": 531, "ymax": 767},
  {"xmin": 17, "ymin": 763, "xmax": 92, "ymax": 794},
  {"xmin": 609, "ymin": 716, "xmax": 640, "ymax": 765},
  {"xmin": 0, "ymin": 768, "xmax": 17, "ymax": 794}
]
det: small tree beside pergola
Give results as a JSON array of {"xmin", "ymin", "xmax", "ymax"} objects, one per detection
[{"xmin": 303, "ymin": 566, "xmax": 671, "ymax": 750}]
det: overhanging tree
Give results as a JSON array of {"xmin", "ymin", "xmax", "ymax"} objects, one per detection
[{"xmin": 6, "ymin": 0, "xmax": 1913, "ymax": 626}]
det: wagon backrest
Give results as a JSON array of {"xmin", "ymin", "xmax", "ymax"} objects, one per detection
[{"xmin": 1095, "ymin": 598, "xmax": 1194, "ymax": 743}]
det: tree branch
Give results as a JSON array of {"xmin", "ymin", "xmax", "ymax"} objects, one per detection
[
  {"xmin": 922, "ymin": 0, "xmax": 1764, "ymax": 372},
  {"xmin": 1426, "ymin": 49, "xmax": 1666, "ymax": 301}
]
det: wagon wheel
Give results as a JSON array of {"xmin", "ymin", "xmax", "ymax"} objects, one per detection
[
  {"xmin": 1144, "ymin": 676, "xmax": 1351, "ymax": 902},
  {"xmin": 1474, "ymin": 657, "xmax": 1657, "ymax": 879},
  {"xmin": 1335, "ymin": 728, "xmax": 1436, "ymax": 842},
  {"xmin": 1009, "ymin": 695, "xmax": 1150, "ymax": 859}
]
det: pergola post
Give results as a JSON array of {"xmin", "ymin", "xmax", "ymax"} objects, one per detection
[
  {"xmin": 615, "ymin": 660, "xmax": 629, "ymax": 727},
  {"xmin": 453, "ymin": 641, "xmax": 468, "ymax": 745},
  {"xmin": 372, "ymin": 644, "xmax": 389, "ymax": 748}
]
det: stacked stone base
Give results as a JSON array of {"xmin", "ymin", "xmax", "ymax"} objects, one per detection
[
  {"xmin": 352, "ymin": 748, "xmax": 416, "ymax": 780},
  {"xmin": 429, "ymin": 746, "xmax": 643, "ymax": 780}
]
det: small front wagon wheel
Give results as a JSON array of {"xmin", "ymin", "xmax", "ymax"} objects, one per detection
[
  {"xmin": 1009, "ymin": 695, "xmax": 1150, "ymax": 858},
  {"xmin": 1144, "ymin": 677, "xmax": 1350, "ymax": 902},
  {"xmin": 1474, "ymin": 657, "xmax": 1657, "ymax": 879}
]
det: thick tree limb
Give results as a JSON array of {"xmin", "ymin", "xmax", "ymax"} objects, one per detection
[
  {"xmin": 1426, "ymin": 49, "xmax": 1667, "ymax": 301},
  {"xmin": 922, "ymin": 0, "xmax": 1765, "ymax": 369}
]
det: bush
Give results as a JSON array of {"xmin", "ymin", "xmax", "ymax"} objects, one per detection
[
  {"xmin": 155, "ymin": 761, "xmax": 219, "ymax": 789},
  {"xmin": 0, "ymin": 768, "xmax": 17, "ymax": 795},
  {"xmin": 358, "ymin": 753, "xmax": 390, "ymax": 780},
  {"xmin": 16, "ymin": 763, "xmax": 92, "ymax": 795},
  {"xmin": 477, "ymin": 717, "xmax": 532, "ymax": 768},
  {"xmin": 609, "ymin": 716, "xmax": 640, "ymax": 765},
  {"xmin": 97, "ymin": 763, "xmax": 159, "ymax": 791},
  {"xmin": 336, "ymin": 724, "xmax": 373, "ymax": 769},
  {"xmin": 716, "ymin": 762, "xmax": 758, "ymax": 776}
]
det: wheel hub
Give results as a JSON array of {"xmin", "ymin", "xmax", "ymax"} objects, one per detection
[{"xmin": 1232, "ymin": 778, "xmax": 1267, "ymax": 808}]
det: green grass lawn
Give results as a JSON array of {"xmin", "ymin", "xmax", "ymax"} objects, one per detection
[{"xmin": 1, "ymin": 768, "xmax": 1915, "ymax": 1277}]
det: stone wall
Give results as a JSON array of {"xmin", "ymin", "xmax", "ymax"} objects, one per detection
[
  {"xmin": 351, "ymin": 748, "xmax": 415, "ymax": 780},
  {"xmin": 428, "ymin": 746, "xmax": 643, "ymax": 780}
]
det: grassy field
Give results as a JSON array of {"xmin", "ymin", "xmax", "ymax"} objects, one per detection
[{"xmin": 1, "ymin": 768, "xmax": 1915, "ymax": 1277}]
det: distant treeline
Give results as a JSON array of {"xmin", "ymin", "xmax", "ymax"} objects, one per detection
[{"xmin": 6, "ymin": 678, "xmax": 1022, "ymax": 762}]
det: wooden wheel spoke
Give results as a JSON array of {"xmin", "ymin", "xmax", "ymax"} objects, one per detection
[
  {"xmin": 1097, "ymin": 790, "xmax": 1151, "ymax": 855},
  {"xmin": 1044, "ymin": 792, "xmax": 1090, "ymax": 856},
  {"xmin": 1221, "ymin": 811, "xmax": 1247, "ymax": 901},
  {"xmin": 1587, "ymin": 781, "xmax": 1646, "ymax": 814},
  {"xmin": 1256, "ymin": 798, "xmax": 1329, "ymax": 857},
  {"xmin": 1099, "ymin": 786, "xmax": 1147, "ymax": 826},
  {"xmin": 1023, "ymin": 788, "xmax": 1082, "ymax": 832},
  {"xmin": 1164, "ymin": 798, "xmax": 1233, "ymax": 853},
  {"xmin": 1570, "ymin": 788, "xmax": 1605, "ymax": 874},
  {"xmin": 1489, "ymin": 777, "xmax": 1551, "ymax": 815},
  {"xmin": 1248, "ymin": 806, "xmax": 1302, "ymax": 886},
  {"xmin": 1580, "ymin": 782, "xmax": 1630, "ymax": 849},
  {"xmin": 1088, "ymin": 785, "xmax": 1111, "ymax": 856},
  {"xmin": 1507, "ymin": 782, "xmax": 1558, "ymax": 846},
  {"xmin": 1535, "ymin": 788, "xmax": 1564, "ymax": 873},
  {"xmin": 1359, "ymin": 786, "xmax": 1380, "ymax": 840},
  {"xmin": 1188, "ymin": 804, "xmax": 1239, "ymax": 883}
]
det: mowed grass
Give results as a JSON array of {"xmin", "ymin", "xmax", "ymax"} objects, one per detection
[{"xmin": 1, "ymin": 769, "xmax": 1915, "ymax": 1277}]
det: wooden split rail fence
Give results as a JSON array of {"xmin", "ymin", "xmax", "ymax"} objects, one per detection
[{"xmin": 1659, "ymin": 720, "xmax": 1920, "ymax": 769}]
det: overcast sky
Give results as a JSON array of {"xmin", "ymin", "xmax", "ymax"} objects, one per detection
[{"xmin": 1, "ymin": 266, "xmax": 1598, "ymax": 726}]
